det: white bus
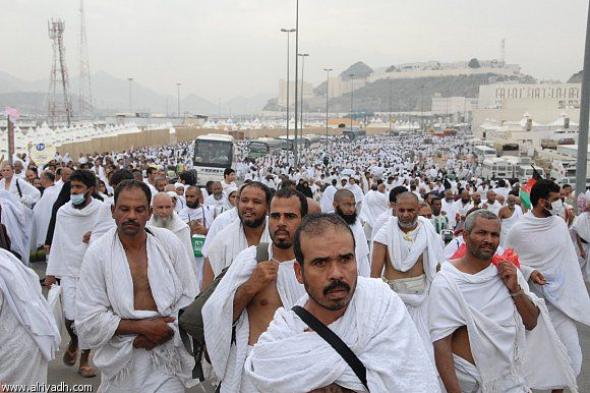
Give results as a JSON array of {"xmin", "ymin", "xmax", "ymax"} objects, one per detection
[
  {"xmin": 473, "ymin": 145, "xmax": 497, "ymax": 163},
  {"xmin": 247, "ymin": 137, "xmax": 285, "ymax": 159},
  {"xmin": 480, "ymin": 157, "xmax": 512, "ymax": 179},
  {"xmin": 192, "ymin": 133, "xmax": 235, "ymax": 185}
]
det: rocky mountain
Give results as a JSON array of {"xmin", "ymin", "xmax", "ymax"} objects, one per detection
[
  {"xmin": 568, "ymin": 70, "xmax": 583, "ymax": 83},
  {"xmin": 267, "ymin": 69, "xmax": 536, "ymax": 112}
]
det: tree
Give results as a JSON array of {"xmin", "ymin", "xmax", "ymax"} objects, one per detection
[{"xmin": 468, "ymin": 58, "xmax": 481, "ymax": 68}]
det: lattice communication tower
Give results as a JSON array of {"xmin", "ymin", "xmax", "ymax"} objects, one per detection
[{"xmin": 48, "ymin": 18, "xmax": 73, "ymax": 127}]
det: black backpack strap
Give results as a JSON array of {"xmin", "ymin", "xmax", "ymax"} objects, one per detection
[
  {"xmin": 255, "ymin": 242, "xmax": 269, "ymax": 263},
  {"xmin": 292, "ymin": 305, "xmax": 370, "ymax": 392},
  {"xmin": 15, "ymin": 178, "xmax": 22, "ymax": 198}
]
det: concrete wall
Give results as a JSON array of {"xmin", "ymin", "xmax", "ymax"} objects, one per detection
[{"xmin": 57, "ymin": 126, "xmax": 380, "ymax": 157}]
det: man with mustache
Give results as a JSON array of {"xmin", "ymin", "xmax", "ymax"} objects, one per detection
[
  {"xmin": 245, "ymin": 213, "xmax": 440, "ymax": 392},
  {"xmin": 430, "ymin": 210, "xmax": 577, "ymax": 393},
  {"xmin": 201, "ymin": 182, "xmax": 271, "ymax": 289},
  {"xmin": 203, "ymin": 188, "xmax": 307, "ymax": 393},
  {"xmin": 333, "ymin": 189, "xmax": 370, "ymax": 277},
  {"xmin": 371, "ymin": 192, "xmax": 445, "ymax": 361},
  {"xmin": 75, "ymin": 180, "xmax": 198, "ymax": 392}
]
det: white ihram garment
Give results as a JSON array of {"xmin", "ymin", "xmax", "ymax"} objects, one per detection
[
  {"xmin": 349, "ymin": 220, "xmax": 370, "ymax": 277},
  {"xmin": 148, "ymin": 213, "xmax": 197, "ymax": 283},
  {"xmin": 430, "ymin": 262, "xmax": 578, "ymax": 392},
  {"xmin": 76, "ymin": 227, "xmax": 198, "ymax": 392},
  {"xmin": 203, "ymin": 245, "xmax": 305, "ymax": 393},
  {"xmin": 571, "ymin": 212, "xmax": 590, "ymax": 281},
  {"xmin": 244, "ymin": 277, "xmax": 440, "ymax": 393},
  {"xmin": 0, "ymin": 249, "xmax": 60, "ymax": 385},
  {"xmin": 0, "ymin": 190, "xmax": 29, "ymax": 264},
  {"xmin": 373, "ymin": 216, "xmax": 444, "ymax": 360},
  {"xmin": 206, "ymin": 218, "xmax": 270, "ymax": 277},
  {"xmin": 506, "ymin": 213, "xmax": 590, "ymax": 377},
  {"xmin": 499, "ymin": 206, "xmax": 523, "ymax": 248},
  {"xmin": 32, "ymin": 184, "xmax": 60, "ymax": 248},
  {"xmin": 201, "ymin": 208, "xmax": 238, "ymax": 257}
]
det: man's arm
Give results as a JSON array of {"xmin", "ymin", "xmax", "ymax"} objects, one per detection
[
  {"xmin": 201, "ymin": 258, "xmax": 215, "ymax": 290},
  {"xmin": 433, "ymin": 336, "xmax": 462, "ymax": 393},
  {"xmin": 498, "ymin": 262, "xmax": 539, "ymax": 330},
  {"xmin": 232, "ymin": 260, "xmax": 278, "ymax": 322},
  {"xmin": 370, "ymin": 242, "xmax": 387, "ymax": 278}
]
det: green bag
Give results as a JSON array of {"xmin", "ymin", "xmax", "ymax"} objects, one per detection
[
  {"xmin": 178, "ymin": 242, "xmax": 269, "ymax": 381},
  {"xmin": 191, "ymin": 235, "xmax": 206, "ymax": 257}
]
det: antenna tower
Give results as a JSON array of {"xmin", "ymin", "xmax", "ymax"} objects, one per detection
[
  {"xmin": 79, "ymin": 0, "xmax": 93, "ymax": 118},
  {"xmin": 48, "ymin": 18, "xmax": 73, "ymax": 127}
]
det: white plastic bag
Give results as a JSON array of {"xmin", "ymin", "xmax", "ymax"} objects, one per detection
[{"xmin": 47, "ymin": 284, "xmax": 64, "ymax": 336}]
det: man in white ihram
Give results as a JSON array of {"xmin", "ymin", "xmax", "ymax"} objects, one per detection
[
  {"xmin": 203, "ymin": 188, "xmax": 307, "ymax": 393},
  {"xmin": 76, "ymin": 180, "xmax": 198, "ymax": 392},
  {"xmin": 245, "ymin": 214, "xmax": 440, "ymax": 392},
  {"xmin": 507, "ymin": 180, "xmax": 590, "ymax": 393},
  {"xmin": 430, "ymin": 210, "xmax": 578, "ymax": 393},
  {"xmin": 0, "ymin": 248, "xmax": 61, "ymax": 387},
  {"xmin": 371, "ymin": 192, "xmax": 444, "ymax": 358},
  {"xmin": 44, "ymin": 169, "xmax": 102, "ymax": 377},
  {"xmin": 148, "ymin": 192, "xmax": 195, "ymax": 277}
]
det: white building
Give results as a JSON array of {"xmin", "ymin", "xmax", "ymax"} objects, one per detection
[{"xmin": 431, "ymin": 95, "xmax": 477, "ymax": 115}]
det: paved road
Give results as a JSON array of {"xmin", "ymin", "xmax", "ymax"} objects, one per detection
[{"xmin": 32, "ymin": 261, "xmax": 589, "ymax": 392}]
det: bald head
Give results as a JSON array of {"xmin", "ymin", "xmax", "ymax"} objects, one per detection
[{"xmin": 334, "ymin": 189, "xmax": 355, "ymax": 204}]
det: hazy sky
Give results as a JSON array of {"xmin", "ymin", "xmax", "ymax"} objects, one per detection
[{"xmin": 2, "ymin": 0, "xmax": 588, "ymax": 101}]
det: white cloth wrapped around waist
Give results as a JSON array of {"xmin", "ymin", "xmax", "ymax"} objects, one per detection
[{"xmin": 75, "ymin": 227, "xmax": 198, "ymax": 388}]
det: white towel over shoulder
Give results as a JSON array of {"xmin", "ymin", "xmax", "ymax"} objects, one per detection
[{"xmin": 245, "ymin": 277, "xmax": 440, "ymax": 393}]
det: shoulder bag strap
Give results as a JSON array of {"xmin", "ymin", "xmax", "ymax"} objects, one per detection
[
  {"xmin": 255, "ymin": 242, "xmax": 269, "ymax": 263},
  {"xmin": 15, "ymin": 178, "xmax": 23, "ymax": 198},
  {"xmin": 292, "ymin": 305, "xmax": 369, "ymax": 392}
]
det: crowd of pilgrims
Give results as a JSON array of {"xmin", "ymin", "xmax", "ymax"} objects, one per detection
[{"xmin": 0, "ymin": 132, "xmax": 589, "ymax": 392}]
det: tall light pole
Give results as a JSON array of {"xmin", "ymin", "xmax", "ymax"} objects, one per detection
[
  {"xmin": 127, "ymin": 77, "xmax": 133, "ymax": 113},
  {"xmin": 176, "ymin": 82, "xmax": 181, "ymax": 118},
  {"xmin": 576, "ymin": 1, "xmax": 590, "ymax": 200},
  {"xmin": 281, "ymin": 28, "xmax": 296, "ymax": 141},
  {"xmin": 349, "ymin": 73, "xmax": 355, "ymax": 131},
  {"xmin": 324, "ymin": 68, "xmax": 332, "ymax": 144},
  {"xmin": 298, "ymin": 53, "xmax": 309, "ymax": 145},
  {"xmin": 293, "ymin": 0, "xmax": 300, "ymax": 164}
]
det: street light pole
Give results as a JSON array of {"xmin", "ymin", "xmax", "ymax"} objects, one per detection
[
  {"xmin": 298, "ymin": 53, "xmax": 309, "ymax": 147},
  {"xmin": 576, "ymin": 0, "xmax": 590, "ymax": 200},
  {"xmin": 324, "ymin": 68, "xmax": 332, "ymax": 144},
  {"xmin": 176, "ymin": 82, "xmax": 181, "ymax": 118},
  {"xmin": 281, "ymin": 28, "xmax": 296, "ymax": 141},
  {"xmin": 293, "ymin": 0, "xmax": 299, "ymax": 165},
  {"xmin": 349, "ymin": 73, "xmax": 355, "ymax": 132},
  {"xmin": 127, "ymin": 77, "xmax": 133, "ymax": 113}
]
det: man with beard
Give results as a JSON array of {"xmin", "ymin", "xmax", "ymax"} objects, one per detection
[
  {"xmin": 371, "ymin": 192, "xmax": 445, "ymax": 361},
  {"xmin": 454, "ymin": 190, "xmax": 474, "ymax": 225},
  {"xmin": 244, "ymin": 214, "xmax": 440, "ymax": 392},
  {"xmin": 148, "ymin": 192, "xmax": 196, "ymax": 280},
  {"xmin": 205, "ymin": 181, "xmax": 232, "ymax": 218},
  {"xmin": 429, "ymin": 210, "xmax": 577, "ymax": 393},
  {"xmin": 371, "ymin": 185, "xmax": 408, "ymax": 242},
  {"xmin": 203, "ymin": 188, "xmax": 307, "ymax": 393},
  {"xmin": 201, "ymin": 182, "xmax": 271, "ymax": 289},
  {"xmin": 178, "ymin": 185, "xmax": 214, "ymax": 235},
  {"xmin": 333, "ymin": 189, "xmax": 370, "ymax": 277},
  {"xmin": 483, "ymin": 190, "xmax": 502, "ymax": 216}
]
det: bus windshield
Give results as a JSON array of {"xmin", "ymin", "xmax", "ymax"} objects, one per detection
[{"xmin": 194, "ymin": 140, "xmax": 233, "ymax": 167}]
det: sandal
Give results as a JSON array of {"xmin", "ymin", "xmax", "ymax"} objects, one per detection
[
  {"xmin": 78, "ymin": 365, "xmax": 97, "ymax": 378},
  {"xmin": 62, "ymin": 347, "xmax": 77, "ymax": 366}
]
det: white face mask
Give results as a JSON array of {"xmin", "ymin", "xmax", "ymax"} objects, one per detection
[
  {"xmin": 549, "ymin": 199, "xmax": 565, "ymax": 217},
  {"xmin": 70, "ymin": 193, "xmax": 86, "ymax": 206}
]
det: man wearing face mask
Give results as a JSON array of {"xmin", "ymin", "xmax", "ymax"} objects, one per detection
[
  {"xmin": 371, "ymin": 192, "xmax": 445, "ymax": 361},
  {"xmin": 44, "ymin": 169, "xmax": 103, "ymax": 378},
  {"xmin": 507, "ymin": 180, "xmax": 590, "ymax": 392},
  {"xmin": 333, "ymin": 189, "xmax": 370, "ymax": 277}
]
